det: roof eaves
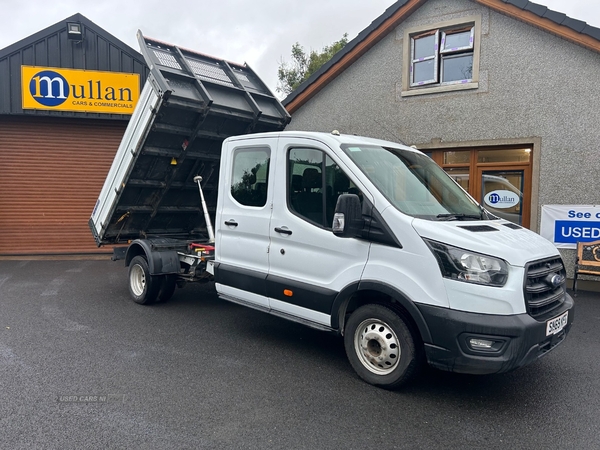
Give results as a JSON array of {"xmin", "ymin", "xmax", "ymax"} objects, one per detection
[
  {"xmin": 523, "ymin": 3, "xmax": 547, "ymax": 17},
  {"xmin": 0, "ymin": 13, "xmax": 143, "ymax": 62},
  {"xmin": 561, "ymin": 17, "xmax": 587, "ymax": 33},
  {"xmin": 76, "ymin": 14, "xmax": 142, "ymax": 59},
  {"xmin": 503, "ymin": 0, "xmax": 528, "ymax": 10},
  {"xmin": 581, "ymin": 24, "xmax": 600, "ymax": 41},
  {"xmin": 0, "ymin": 13, "xmax": 81, "ymax": 58},
  {"xmin": 282, "ymin": 0, "xmax": 412, "ymax": 108},
  {"xmin": 540, "ymin": 9, "xmax": 566, "ymax": 25},
  {"xmin": 477, "ymin": 0, "xmax": 600, "ymax": 52},
  {"xmin": 284, "ymin": 0, "xmax": 600, "ymax": 113}
]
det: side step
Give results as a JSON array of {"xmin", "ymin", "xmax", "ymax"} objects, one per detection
[{"xmin": 217, "ymin": 293, "xmax": 336, "ymax": 333}]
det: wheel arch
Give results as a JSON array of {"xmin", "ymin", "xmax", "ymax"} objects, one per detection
[
  {"xmin": 125, "ymin": 239, "xmax": 180, "ymax": 276},
  {"xmin": 331, "ymin": 280, "xmax": 432, "ymax": 344}
]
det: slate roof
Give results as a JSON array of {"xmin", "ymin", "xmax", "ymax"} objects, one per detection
[{"xmin": 282, "ymin": 0, "xmax": 600, "ymax": 111}]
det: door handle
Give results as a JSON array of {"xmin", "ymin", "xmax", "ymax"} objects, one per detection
[
  {"xmin": 224, "ymin": 220, "xmax": 238, "ymax": 227},
  {"xmin": 274, "ymin": 227, "xmax": 292, "ymax": 235}
]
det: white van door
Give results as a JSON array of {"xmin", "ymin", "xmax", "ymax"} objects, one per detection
[
  {"xmin": 266, "ymin": 138, "xmax": 371, "ymax": 326},
  {"xmin": 215, "ymin": 138, "xmax": 276, "ymax": 308}
]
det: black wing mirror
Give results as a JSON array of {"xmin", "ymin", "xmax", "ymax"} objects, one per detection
[{"xmin": 332, "ymin": 194, "xmax": 363, "ymax": 238}]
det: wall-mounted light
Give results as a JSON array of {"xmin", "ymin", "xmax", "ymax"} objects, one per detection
[{"xmin": 67, "ymin": 22, "xmax": 83, "ymax": 41}]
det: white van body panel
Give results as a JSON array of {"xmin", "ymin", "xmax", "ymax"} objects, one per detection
[
  {"xmin": 214, "ymin": 139, "xmax": 276, "ymax": 309},
  {"xmin": 266, "ymin": 136, "xmax": 372, "ymax": 324},
  {"xmin": 361, "ymin": 207, "xmax": 450, "ymax": 309},
  {"xmin": 442, "ymin": 266, "xmax": 527, "ymax": 314},
  {"xmin": 267, "ymin": 217, "xmax": 370, "ymax": 293},
  {"xmin": 411, "ymin": 218, "xmax": 558, "ymax": 267}
]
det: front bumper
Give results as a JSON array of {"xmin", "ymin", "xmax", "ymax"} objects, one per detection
[{"xmin": 417, "ymin": 293, "xmax": 574, "ymax": 375}]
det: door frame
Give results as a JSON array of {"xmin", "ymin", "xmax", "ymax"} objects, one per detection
[
  {"xmin": 475, "ymin": 164, "xmax": 531, "ymax": 228},
  {"xmin": 416, "ymin": 137, "xmax": 540, "ymax": 230}
]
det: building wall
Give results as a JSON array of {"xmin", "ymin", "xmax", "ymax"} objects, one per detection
[
  {"xmin": 0, "ymin": 14, "xmax": 149, "ymax": 255},
  {"xmin": 286, "ymin": 0, "xmax": 600, "ymax": 273},
  {"xmin": 0, "ymin": 14, "xmax": 148, "ymax": 119}
]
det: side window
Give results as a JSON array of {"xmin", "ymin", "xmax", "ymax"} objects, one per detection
[
  {"xmin": 288, "ymin": 148, "xmax": 361, "ymax": 228},
  {"xmin": 230, "ymin": 147, "xmax": 270, "ymax": 207}
]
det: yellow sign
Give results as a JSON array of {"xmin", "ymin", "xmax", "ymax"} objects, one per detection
[{"xmin": 22, "ymin": 66, "xmax": 140, "ymax": 115}]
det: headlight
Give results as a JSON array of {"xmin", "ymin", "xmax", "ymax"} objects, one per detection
[{"xmin": 423, "ymin": 239, "xmax": 508, "ymax": 287}]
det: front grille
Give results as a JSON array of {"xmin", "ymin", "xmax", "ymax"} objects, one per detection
[{"xmin": 524, "ymin": 256, "xmax": 566, "ymax": 319}]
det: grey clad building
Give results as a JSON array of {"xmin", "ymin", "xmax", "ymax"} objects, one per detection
[{"xmin": 0, "ymin": 13, "xmax": 148, "ymax": 255}]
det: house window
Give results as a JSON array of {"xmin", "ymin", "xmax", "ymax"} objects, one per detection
[
  {"xmin": 410, "ymin": 25, "xmax": 474, "ymax": 87},
  {"xmin": 402, "ymin": 15, "xmax": 480, "ymax": 97}
]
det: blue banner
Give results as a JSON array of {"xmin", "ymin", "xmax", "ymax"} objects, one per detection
[{"xmin": 554, "ymin": 220, "xmax": 600, "ymax": 244}]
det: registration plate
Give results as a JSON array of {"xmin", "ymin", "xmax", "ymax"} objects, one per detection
[{"xmin": 546, "ymin": 311, "xmax": 568, "ymax": 336}]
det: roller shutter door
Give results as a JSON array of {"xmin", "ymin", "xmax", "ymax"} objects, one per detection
[{"xmin": 0, "ymin": 116, "xmax": 126, "ymax": 255}]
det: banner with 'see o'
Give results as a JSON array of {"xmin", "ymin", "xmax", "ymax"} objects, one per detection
[
  {"xmin": 21, "ymin": 65, "xmax": 139, "ymax": 115},
  {"xmin": 540, "ymin": 205, "xmax": 600, "ymax": 248}
]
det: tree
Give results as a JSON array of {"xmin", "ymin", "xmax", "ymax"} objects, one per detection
[{"xmin": 277, "ymin": 33, "xmax": 349, "ymax": 96}]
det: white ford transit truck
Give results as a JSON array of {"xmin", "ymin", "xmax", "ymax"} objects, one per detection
[{"xmin": 90, "ymin": 33, "xmax": 574, "ymax": 389}]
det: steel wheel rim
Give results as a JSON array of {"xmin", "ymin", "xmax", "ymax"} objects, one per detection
[
  {"xmin": 354, "ymin": 318, "xmax": 401, "ymax": 375},
  {"xmin": 130, "ymin": 264, "xmax": 146, "ymax": 297}
]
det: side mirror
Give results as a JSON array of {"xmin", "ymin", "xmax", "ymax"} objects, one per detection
[{"xmin": 332, "ymin": 194, "xmax": 363, "ymax": 238}]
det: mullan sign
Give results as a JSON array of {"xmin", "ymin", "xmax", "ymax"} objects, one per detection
[
  {"xmin": 21, "ymin": 66, "xmax": 140, "ymax": 114},
  {"xmin": 484, "ymin": 190, "xmax": 520, "ymax": 209}
]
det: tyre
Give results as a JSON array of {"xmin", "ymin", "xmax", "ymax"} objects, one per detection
[
  {"xmin": 344, "ymin": 304, "xmax": 422, "ymax": 389},
  {"xmin": 157, "ymin": 274, "xmax": 177, "ymax": 303},
  {"xmin": 128, "ymin": 255, "xmax": 160, "ymax": 305}
]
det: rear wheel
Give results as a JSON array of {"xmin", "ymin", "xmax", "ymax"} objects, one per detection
[
  {"xmin": 128, "ymin": 255, "xmax": 160, "ymax": 305},
  {"xmin": 157, "ymin": 274, "xmax": 177, "ymax": 303},
  {"xmin": 344, "ymin": 304, "xmax": 421, "ymax": 389}
]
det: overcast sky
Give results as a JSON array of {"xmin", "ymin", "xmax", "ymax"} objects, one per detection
[{"xmin": 0, "ymin": 0, "xmax": 598, "ymax": 97}]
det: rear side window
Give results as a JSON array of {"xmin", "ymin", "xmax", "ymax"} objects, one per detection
[{"xmin": 230, "ymin": 147, "xmax": 270, "ymax": 207}]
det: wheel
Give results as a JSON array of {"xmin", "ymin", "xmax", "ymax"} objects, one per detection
[
  {"xmin": 156, "ymin": 274, "xmax": 177, "ymax": 303},
  {"xmin": 128, "ymin": 255, "xmax": 160, "ymax": 305},
  {"xmin": 344, "ymin": 304, "xmax": 422, "ymax": 389}
]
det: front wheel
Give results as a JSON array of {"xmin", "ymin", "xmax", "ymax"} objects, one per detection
[
  {"xmin": 344, "ymin": 304, "xmax": 422, "ymax": 389},
  {"xmin": 128, "ymin": 255, "xmax": 160, "ymax": 305}
]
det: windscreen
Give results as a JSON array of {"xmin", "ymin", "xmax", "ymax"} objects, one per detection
[{"xmin": 341, "ymin": 144, "xmax": 484, "ymax": 221}]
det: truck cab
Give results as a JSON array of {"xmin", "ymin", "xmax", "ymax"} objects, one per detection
[{"xmin": 212, "ymin": 131, "xmax": 574, "ymax": 388}]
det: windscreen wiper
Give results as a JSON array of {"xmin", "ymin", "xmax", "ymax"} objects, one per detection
[{"xmin": 436, "ymin": 213, "xmax": 483, "ymax": 221}]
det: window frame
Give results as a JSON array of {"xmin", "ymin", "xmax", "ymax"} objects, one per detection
[
  {"xmin": 410, "ymin": 29, "xmax": 439, "ymax": 87},
  {"xmin": 402, "ymin": 15, "xmax": 481, "ymax": 97}
]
